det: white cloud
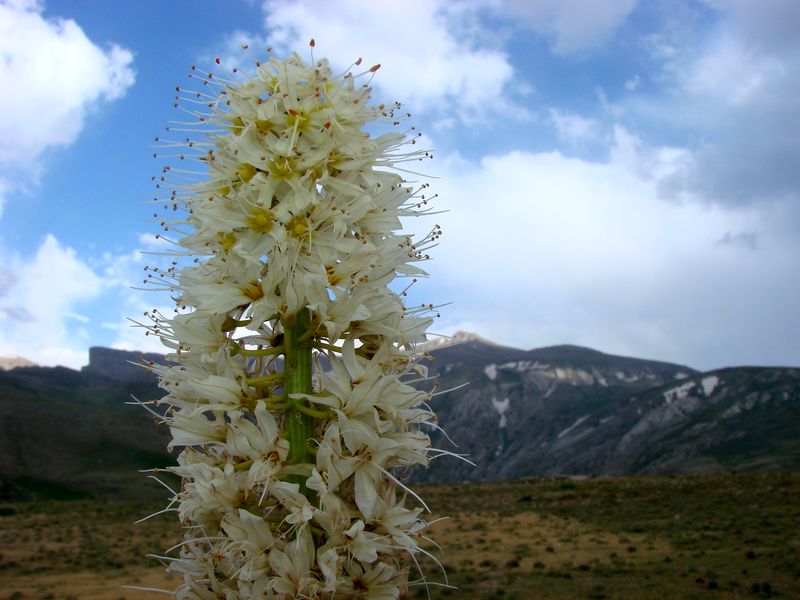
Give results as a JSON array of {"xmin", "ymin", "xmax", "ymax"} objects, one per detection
[
  {"xmin": 93, "ymin": 234, "xmax": 180, "ymax": 356},
  {"xmin": 624, "ymin": 74, "xmax": 641, "ymax": 91},
  {"xmin": 677, "ymin": 32, "xmax": 785, "ymax": 107},
  {"xmin": 0, "ymin": 0, "xmax": 135, "ymax": 212},
  {"xmin": 702, "ymin": 0, "xmax": 800, "ymax": 52},
  {"xmin": 258, "ymin": 0, "xmax": 514, "ymax": 119},
  {"xmin": 0, "ymin": 234, "xmax": 104, "ymax": 368},
  {"xmin": 0, "ymin": 233, "xmax": 176, "ymax": 366},
  {"xmin": 496, "ymin": 0, "xmax": 639, "ymax": 55},
  {"xmin": 628, "ymin": 1, "xmax": 800, "ymax": 208},
  {"xmin": 421, "ymin": 136, "xmax": 799, "ymax": 370},
  {"xmin": 106, "ymin": 297, "xmax": 176, "ymax": 356},
  {"xmin": 549, "ymin": 108, "xmax": 602, "ymax": 144}
]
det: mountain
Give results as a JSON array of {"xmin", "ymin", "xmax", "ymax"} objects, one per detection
[
  {"xmin": 0, "ymin": 349, "xmax": 171, "ymax": 501},
  {"xmin": 81, "ymin": 346, "xmax": 168, "ymax": 383},
  {"xmin": 0, "ymin": 340, "xmax": 797, "ymax": 500},
  {"xmin": 0, "ymin": 355, "xmax": 37, "ymax": 371},
  {"xmin": 599, "ymin": 366, "xmax": 800, "ymax": 474},
  {"xmin": 416, "ymin": 337, "xmax": 800, "ymax": 482}
]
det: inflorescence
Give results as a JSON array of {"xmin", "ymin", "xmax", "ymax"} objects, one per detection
[{"xmin": 133, "ymin": 42, "xmax": 455, "ymax": 599}]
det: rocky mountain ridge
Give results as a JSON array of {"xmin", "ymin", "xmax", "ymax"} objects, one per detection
[
  {"xmin": 0, "ymin": 356, "xmax": 38, "ymax": 371},
  {"xmin": 80, "ymin": 346, "xmax": 167, "ymax": 383},
  {"xmin": 0, "ymin": 340, "xmax": 797, "ymax": 500},
  {"xmin": 416, "ymin": 338, "xmax": 799, "ymax": 482}
]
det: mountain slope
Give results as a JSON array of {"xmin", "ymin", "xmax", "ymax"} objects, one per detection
[
  {"xmin": 601, "ymin": 367, "xmax": 800, "ymax": 474},
  {"xmin": 418, "ymin": 339, "xmax": 799, "ymax": 482},
  {"xmin": 0, "ymin": 361, "xmax": 171, "ymax": 501},
  {"xmin": 416, "ymin": 339, "xmax": 698, "ymax": 482},
  {"xmin": 1, "ymin": 342, "xmax": 797, "ymax": 500}
]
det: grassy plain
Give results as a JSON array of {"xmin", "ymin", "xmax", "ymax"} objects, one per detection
[{"xmin": 1, "ymin": 472, "xmax": 798, "ymax": 599}]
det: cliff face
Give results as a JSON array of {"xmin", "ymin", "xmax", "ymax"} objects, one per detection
[
  {"xmin": 414, "ymin": 339, "xmax": 800, "ymax": 482},
  {"xmin": 0, "ymin": 355, "xmax": 171, "ymax": 501},
  {"xmin": 80, "ymin": 347, "xmax": 167, "ymax": 384},
  {"xmin": 413, "ymin": 340, "xmax": 695, "ymax": 482},
  {"xmin": 1, "ymin": 341, "xmax": 798, "ymax": 501}
]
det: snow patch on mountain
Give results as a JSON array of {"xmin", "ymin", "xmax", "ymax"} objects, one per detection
[
  {"xmin": 491, "ymin": 397, "xmax": 510, "ymax": 428},
  {"xmin": 702, "ymin": 375, "xmax": 720, "ymax": 396},
  {"xmin": 722, "ymin": 392, "xmax": 766, "ymax": 418},
  {"xmin": 419, "ymin": 330, "xmax": 504, "ymax": 351},
  {"xmin": 558, "ymin": 415, "xmax": 589, "ymax": 439},
  {"xmin": 498, "ymin": 360, "xmax": 549, "ymax": 372},
  {"xmin": 623, "ymin": 393, "xmax": 703, "ymax": 444},
  {"xmin": 615, "ymin": 371, "xmax": 640, "ymax": 382},
  {"xmin": 592, "ymin": 370, "xmax": 609, "ymax": 387},
  {"xmin": 663, "ymin": 381, "xmax": 696, "ymax": 405}
]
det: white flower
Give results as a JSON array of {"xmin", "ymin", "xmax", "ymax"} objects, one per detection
[
  {"xmin": 141, "ymin": 47, "xmax": 449, "ymax": 598},
  {"xmin": 268, "ymin": 527, "xmax": 319, "ymax": 596},
  {"xmin": 168, "ymin": 410, "xmax": 226, "ymax": 449}
]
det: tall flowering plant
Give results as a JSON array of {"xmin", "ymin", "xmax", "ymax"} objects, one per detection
[{"xmin": 139, "ymin": 44, "xmax": 446, "ymax": 598}]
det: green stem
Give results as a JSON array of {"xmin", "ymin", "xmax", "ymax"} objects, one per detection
[
  {"xmin": 245, "ymin": 373, "xmax": 284, "ymax": 387},
  {"xmin": 283, "ymin": 309, "xmax": 314, "ymax": 491},
  {"xmin": 314, "ymin": 341, "xmax": 343, "ymax": 354},
  {"xmin": 296, "ymin": 402, "xmax": 332, "ymax": 420},
  {"xmin": 232, "ymin": 344, "xmax": 284, "ymax": 357},
  {"xmin": 243, "ymin": 396, "xmax": 288, "ymax": 411}
]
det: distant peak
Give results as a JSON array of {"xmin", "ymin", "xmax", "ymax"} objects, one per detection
[
  {"xmin": 419, "ymin": 330, "xmax": 506, "ymax": 351},
  {"xmin": 82, "ymin": 346, "xmax": 167, "ymax": 383},
  {"xmin": 0, "ymin": 355, "xmax": 38, "ymax": 371}
]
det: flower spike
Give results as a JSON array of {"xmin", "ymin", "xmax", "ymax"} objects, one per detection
[{"xmin": 140, "ymin": 47, "xmax": 448, "ymax": 598}]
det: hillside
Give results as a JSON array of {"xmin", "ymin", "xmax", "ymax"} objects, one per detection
[
  {"xmin": 419, "ymin": 337, "xmax": 800, "ymax": 481},
  {"xmin": 0, "ymin": 352, "xmax": 171, "ymax": 501},
  {"xmin": 4, "ymin": 473, "xmax": 800, "ymax": 599},
  {"xmin": 0, "ymin": 340, "xmax": 798, "ymax": 500}
]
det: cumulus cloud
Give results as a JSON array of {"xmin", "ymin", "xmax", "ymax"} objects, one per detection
[
  {"xmin": 421, "ymin": 137, "xmax": 799, "ymax": 370},
  {"xmin": 89, "ymin": 233, "xmax": 183, "ymax": 356},
  {"xmin": 0, "ymin": 234, "xmax": 104, "ymax": 368},
  {"xmin": 627, "ymin": 1, "xmax": 800, "ymax": 209},
  {"xmin": 496, "ymin": 0, "xmax": 639, "ymax": 54},
  {"xmin": 549, "ymin": 108, "xmax": 602, "ymax": 144},
  {"xmin": 106, "ymin": 297, "xmax": 177, "ymax": 356},
  {"xmin": 0, "ymin": 0, "xmax": 135, "ymax": 212},
  {"xmin": 0, "ymin": 232, "xmax": 174, "ymax": 366},
  {"xmin": 258, "ymin": 0, "xmax": 514, "ymax": 119},
  {"xmin": 702, "ymin": 0, "xmax": 800, "ymax": 52}
]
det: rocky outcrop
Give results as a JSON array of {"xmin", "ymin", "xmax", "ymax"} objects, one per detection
[
  {"xmin": 0, "ymin": 353, "xmax": 171, "ymax": 501},
  {"xmin": 415, "ymin": 338, "xmax": 799, "ymax": 482},
  {"xmin": 0, "ymin": 356, "xmax": 37, "ymax": 371},
  {"xmin": 81, "ymin": 347, "xmax": 167, "ymax": 384},
  {"xmin": 1, "ymin": 340, "xmax": 797, "ymax": 499}
]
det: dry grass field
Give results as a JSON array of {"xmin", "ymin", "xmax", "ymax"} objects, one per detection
[{"xmin": 1, "ymin": 472, "xmax": 798, "ymax": 599}]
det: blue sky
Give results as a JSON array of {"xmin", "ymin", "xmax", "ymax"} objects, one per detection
[{"xmin": 1, "ymin": 0, "xmax": 798, "ymax": 371}]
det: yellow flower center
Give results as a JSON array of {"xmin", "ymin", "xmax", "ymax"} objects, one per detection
[
  {"xmin": 286, "ymin": 214, "xmax": 310, "ymax": 239},
  {"xmin": 286, "ymin": 108, "xmax": 311, "ymax": 134},
  {"xmin": 245, "ymin": 207, "xmax": 275, "ymax": 234},
  {"xmin": 237, "ymin": 163, "xmax": 258, "ymax": 183},
  {"xmin": 268, "ymin": 156, "xmax": 296, "ymax": 180},
  {"xmin": 326, "ymin": 265, "xmax": 341, "ymax": 286},
  {"xmin": 226, "ymin": 116, "xmax": 245, "ymax": 134},
  {"xmin": 217, "ymin": 231, "xmax": 236, "ymax": 252},
  {"xmin": 242, "ymin": 281, "xmax": 264, "ymax": 301},
  {"xmin": 255, "ymin": 119, "xmax": 274, "ymax": 135}
]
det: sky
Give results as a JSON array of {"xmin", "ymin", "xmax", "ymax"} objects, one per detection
[{"xmin": 0, "ymin": 0, "xmax": 798, "ymax": 372}]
